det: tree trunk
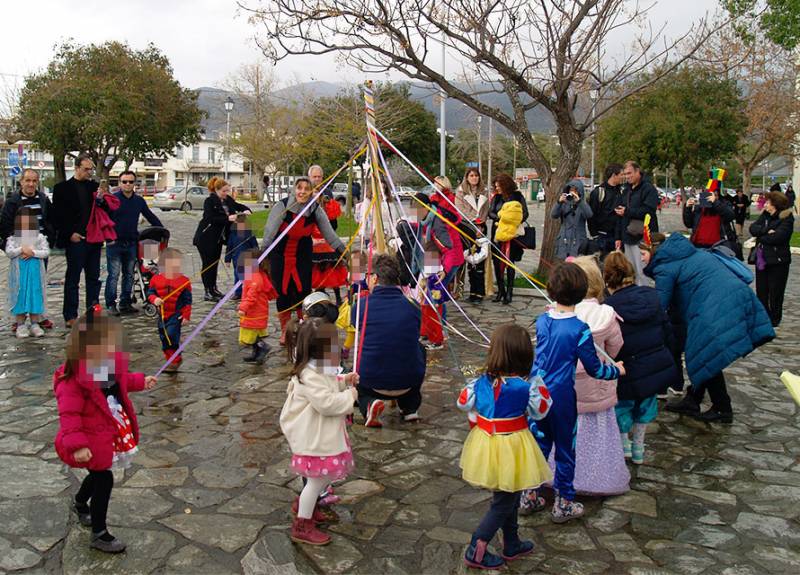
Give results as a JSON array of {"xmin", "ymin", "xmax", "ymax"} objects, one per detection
[
  {"xmin": 742, "ymin": 165, "xmax": 753, "ymax": 195},
  {"xmin": 54, "ymin": 152, "xmax": 66, "ymax": 184},
  {"xmin": 675, "ymin": 164, "xmax": 685, "ymax": 189}
]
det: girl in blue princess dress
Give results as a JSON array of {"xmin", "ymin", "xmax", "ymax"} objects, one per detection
[{"xmin": 456, "ymin": 323, "xmax": 553, "ymax": 570}]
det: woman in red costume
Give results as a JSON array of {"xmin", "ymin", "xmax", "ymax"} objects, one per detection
[
  {"xmin": 311, "ymin": 195, "xmax": 348, "ymax": 305},
  {"xmin": 261, "ymin": 178, "xmax": 345, "ymax": 344}
]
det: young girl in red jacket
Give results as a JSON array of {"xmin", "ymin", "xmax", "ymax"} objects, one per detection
[
  {"xmin": 54, "ymin": 308, "xmax": 157, "ymax": 553},
  {"xmin": 238, "ymin": 248, "xmax": 278, "ymax": 364}
]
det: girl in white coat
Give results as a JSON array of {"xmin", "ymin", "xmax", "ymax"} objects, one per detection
[
  {"xmin": 5, "ymin": 208, "xmax": 49, "ymax": 338},
  {"xmin": 279, "ymin": 318, "xmax": 358, "ymax": 546}
]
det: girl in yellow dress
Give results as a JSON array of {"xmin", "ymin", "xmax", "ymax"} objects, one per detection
[{"xmin": 456, "ymin": 323, "xmax": 553, "ymax": 570}]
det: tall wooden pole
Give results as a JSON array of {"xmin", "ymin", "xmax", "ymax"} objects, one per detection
[{"xmin": 363, "ymin": 81, "xmax": 386, "ymax": 253}]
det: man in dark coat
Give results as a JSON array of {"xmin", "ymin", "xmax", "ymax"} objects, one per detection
[
  {"xmin": 351, "ymin": 254, "xmax": 426, "ymax": 427},
  {"xmin": 587, "ymin": 163, "xmax": 624, "ymax": 256},
  {"xmin": 616, "ymin": 161, "xmax": 659, "ymax": 285},
  {"xmin": 51, "ymin": 154, "xmax": 115, "ymax": 326}
]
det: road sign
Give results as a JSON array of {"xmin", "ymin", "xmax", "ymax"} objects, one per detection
[
  {"xmin": 465, "ymin": 161, "xmax": 478, "ymax": 168},
  {"xmin": 37, "ymin": 161, "xmax": 45, "ymax": 168},
  {"xmin": 7, "ymin": 151, "xmax": 28, "ymax": 167},
  {"xmin": 9, "ymin": 166, "xmax": 21, "ymax": 177}
]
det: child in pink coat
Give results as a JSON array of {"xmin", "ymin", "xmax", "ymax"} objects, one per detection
[{"xmin": 54, "ymin": 308, "xmax": 156, "ymax": 553}]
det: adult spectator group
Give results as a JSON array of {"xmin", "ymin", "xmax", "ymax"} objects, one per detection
[
  {"xmin": 616, "ymin": 161, "xmax": 659, "ymax": 285},
  {"xmin": 0, "ymin": 168, "xmax": 56, "ymax": 330},
  {"xmin": 193, "ymin": 176, "xmax": 250, "ymax": 302},
  {"xmin": 644, "ymin": 232, "xmax": 774, "ymax": 423},
  {"xmin": 487, "ymin": 173, "xmax": 528, "ymax": 304},
  {"xmin": 52, "ymin": 154, "xmax": 119, "ymax": 327},
  {"xmin": 105, "ymin": 170, "xmax": 162, "ymax": 315},
  {"xmin": 587, "ymin": 164, "xmax": 624, "ymax": 256},
  {"xmin": 749, "ymin": 191, "xmax": 794, "ymax": 327},
  {"xmin": 551, "ymin": 179, "xmax": 592, "ymax": 260},
  {"xmin": 351, "ymin": 254, "xmax": 426, "ymax": 426}
]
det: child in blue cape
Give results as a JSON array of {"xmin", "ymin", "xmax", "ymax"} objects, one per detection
[{"xmin": 523, "ymin": 262, "xmax": 625, "ymax": 523}]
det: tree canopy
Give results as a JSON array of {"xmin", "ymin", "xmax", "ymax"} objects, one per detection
[
  {"xmin": 725, "ymin": 0, "xmax": 800, "ymax": 50},
  {"xmin": 597, "ymin": 68, "xmax": 746, "ymax": 187},
  {"xmin": 16, "ymin": 41, "xmax": 203, "ymax": 181}
]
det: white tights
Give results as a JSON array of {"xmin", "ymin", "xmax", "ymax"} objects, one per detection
[{"xmin": 298, "ymin": 476, "xmax": 328, "ymax": 519}]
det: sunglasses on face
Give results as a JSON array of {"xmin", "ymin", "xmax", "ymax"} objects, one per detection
[{"xmin": 120, "ymin": 180, "xmax": 135, "ymax": 184}]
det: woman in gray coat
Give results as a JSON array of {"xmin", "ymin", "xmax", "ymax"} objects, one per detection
[{"xmin": 551, "ymin": 180, "xmax": 593, "ymax": 260}]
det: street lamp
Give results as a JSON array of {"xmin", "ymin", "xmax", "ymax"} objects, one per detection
[
  {"xmin": 224, "ymin": 96, "xmax": 234, "ymax": 180},
  {"xmin": 590, "ymin": 88, "xmax": 599, "ymax": 188}
]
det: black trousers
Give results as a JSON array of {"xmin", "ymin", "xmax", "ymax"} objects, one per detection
[
  {"xmin": 468, "ymin": 261, "xmax": 486, "ymax": 298},
  {"xmin": 756, "ymin": 264, "xmax": 790, "ymax": 326},
  {"xmin": 197, "ymin": 243, "xmax": 223, "ymax": 291},
  {"xmin": 474, "ymin": 491, "xmax": 522, "ymax": 544},
  {"xmin": 691, "ymin": 371, "xmax": 731, "ymax": 413},
  {"xmin": 492, "ymin": 259, "xmax": 515, "ymax": 298},
  {"xmin": 75, "ymin": 469, "xmax": 114, "ymax": 534},
  {"xmin": 357, "ymin": 385, "xmax": 422, "ymax": 417}
]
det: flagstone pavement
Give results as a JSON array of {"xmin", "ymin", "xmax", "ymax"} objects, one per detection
[{"xmin": 0, "ymin": 204, "xmax": 798, "ymax": 574}]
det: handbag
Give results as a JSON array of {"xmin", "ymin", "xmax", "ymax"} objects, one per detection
[
  {"xmin": 624, "ymin": 189, "xmax": 645, "ymax": 238},
  {"xmin": 85, "ymin": 193, "xmax": 120, "ymax": 244},
  {"xmin": 514, "ymin": 225, "xmax": 536, "ymax": 250}
]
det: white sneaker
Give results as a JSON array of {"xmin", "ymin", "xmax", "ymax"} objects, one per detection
[
  {"xmin": 30, "ymin": 323, "xmax": 45, "ymax": 337},
  {"xmin": 16, "ymin": 324, "xmax": 30, "ymax": 339},
  {"xmin": 403, "ymin": 412, "xmax": 420, "ymax": 422}
]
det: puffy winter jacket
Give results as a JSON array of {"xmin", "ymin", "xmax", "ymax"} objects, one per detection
[
  {"xmin": 239, "ymin": 270, "xmax": 278, "ymax": 330},
  {"xmin": 749, "ymin": 208, "xmax": 794, "ymax": 266},
  {"xmin": 644, "ymin": 233, "xmax": 774, "ymax": 385},
  {"xmin": 605, "ymin": 285, "xmax": 680, "ymax": 400},
  {"xmin": 54, "ymin": 353, "xmax": 145, "ymax": 471},
  {"xmin": 574, "ymin": 299, "xmax": 624, "ymax": 413},
  {"xmin": 496, "ymin": 201, "xmax": 523, "ymax": 242}
]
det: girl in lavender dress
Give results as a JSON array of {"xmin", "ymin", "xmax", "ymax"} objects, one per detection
[{"xmin": 547, "ymin": 256, "xmax": 630, "ymax": 495}]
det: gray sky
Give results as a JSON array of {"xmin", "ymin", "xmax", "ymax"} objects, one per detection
[{"xmin": 0, "ymin": 0, "xmax": 719, "ymax": 92}]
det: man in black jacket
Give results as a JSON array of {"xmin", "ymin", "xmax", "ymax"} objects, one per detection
[
  {"xmin": 51, "ymin": 154, "xmax": 114, "ymax": 326},
  {"xmin": 616, "ymin": 161, "xmax": 659, "ymax": 285},
  {"xmin": 587, "ymin": 163, "xmax": 623, "ymax": 256}
]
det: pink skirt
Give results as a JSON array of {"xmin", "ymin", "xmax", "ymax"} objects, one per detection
[{"xmin": 290, "ymin": 433, "xmax": 354, "ymax": 480}]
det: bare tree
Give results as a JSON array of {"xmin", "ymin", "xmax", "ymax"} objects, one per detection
[
  {"xmin": 243, "ymin": 0, "xmax": 714, "ymax": 272},
  {"xmin": 699, "ymin": 27, "xmax": 800, "ymax": 194}
]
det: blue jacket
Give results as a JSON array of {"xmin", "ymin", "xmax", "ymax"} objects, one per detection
[
  {"xmin": 605, "ymin": 285, "xmax": 680, "ymax": 400},
  {"xmin": 111, "ymin": 191, "xmax": 162, "ymax": 242},
  {"xmin": 532, "ymin": 311, "xmax": 620, "ymax": 401},
  {"xmin": 351, "ymin": 285, "xmax": 426, "ymax": 391},
  {"xmin": 225, "ymin": 229, "xmax": 259, "ymax": 265},
  {"xmin": 645, "ymin": 233, "xmax": 774, "ymax": 385}
]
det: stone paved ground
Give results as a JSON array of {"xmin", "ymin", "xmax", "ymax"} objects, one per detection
[{"xmin": 0, "ymin": 203, "xmax": 799, "ymax": 574}]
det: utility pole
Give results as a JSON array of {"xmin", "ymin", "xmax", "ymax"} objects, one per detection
[
  {"xmin": 439, "ymin": 36, "xmax": 446, "ymax": 176},
  {"xmin": 477, "ymin": 115, "xmax": 482, "ymax": 180},
  {"xmin": 487, "ymin": 117, "xmax": 494, "ymax": 187}
]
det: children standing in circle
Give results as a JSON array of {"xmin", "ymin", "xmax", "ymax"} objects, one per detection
[
  {"xmin": 279, "ymin": 319, "xmax": 359, "ymax": 545},
  {"xmin": 147, "ymin": 248, "xmax": 192, "ymax": 373},
  {"xmin": 237, "ymin": 248, "xmax": 278, "ymax": 364},
  {"xmin": 5, "ymin": 207, "xmax": 49, "ymax": 338},
  {"xmin": 53, "ymin": 309, "xmax": 157, "ymax": 553},
  {"xmin": 522, "ymin": 263, "xmax": 625, "ymax": 522},
  {"xmin": 456, "ymin": 323, "xmax": 553, "ymax": 570}
]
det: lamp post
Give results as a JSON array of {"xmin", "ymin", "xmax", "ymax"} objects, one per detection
[
  {"xmin": 590, "ymin": 88, "xmax": 599, "ymax": 188},
  {"xmin": 224, "ymin": 96, "xmax": 234, "ymax": 180},
  {"xmin": 439, "ymin": 34, "xmax": 446, "ymax": 176},
  {"xmin": 477, "ymin": 115, "xmax": 482, "ymax": 179}
]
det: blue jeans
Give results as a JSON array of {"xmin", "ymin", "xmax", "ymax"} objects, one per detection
[
  {"xmin": 63, "ymin": 241, "xmax": 102, "ymax": 322},
  {"xmin": 105, "ymin": 241, "xmax": 137, "ymax": 308}
]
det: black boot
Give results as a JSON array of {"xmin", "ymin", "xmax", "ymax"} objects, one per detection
[
  {"xmin": 665, "ymin": 389, "xmax": 700, "ymax": 415},
  {"xmin": 243, "ymin": 343, "xmax": 258, "ymax": 363},
  {"xmin": 695, "ymin": 407, "xmax": 733, "ymax": 424},
  {"xmin": 252, "ymin": 339, "xmax": 271, "ymax": 364},
  {"xmin": 211, "ymin": 286, "xmax": 225, "ymax": 298},
  {"xmin": 204, "ymin": 289, "xmax": 221, "ymax": 302},
  {"xmin": 503, "ymin": 269, "xmax": 515, "ymax": 305},
  {"xmin": 493, "ymin": 274, "xmax": 505, "ymax": 303}
]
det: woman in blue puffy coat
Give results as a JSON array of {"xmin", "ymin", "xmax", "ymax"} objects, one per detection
[{"xmin": 642, "ymin": 232, "xmax": 775, "ymax": 423}]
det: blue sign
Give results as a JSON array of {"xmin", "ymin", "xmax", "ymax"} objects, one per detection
[
  {"xmin": 9, "ymin": 166, "xmax": 21, "ymax": 177},
  {"xmin": 6, "ymin": 151, "xmax": 28, "ymax": 167},
  {"xmin": 465, "ymin": 161, "xmax": 479, "ymax": 167}
]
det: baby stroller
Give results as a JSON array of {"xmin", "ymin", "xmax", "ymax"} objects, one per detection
[{"xmin": 133, "ymin": 226, "xmax": 171, "ymax": 318}]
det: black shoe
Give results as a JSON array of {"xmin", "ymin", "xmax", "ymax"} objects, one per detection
[
  {"xmin": 231, "ymin": 293, "xmax": 242, "ymax": 301},
  {"xmin": 492, "ymin": 292, "xmax": 505, "ymax": 303},
  {"xmin": 72, "ymin": 499, "xmax": 91, "ymax": 527},
  {"xmin": 665, "ymin": 394, "xmax": 701, "ymax": 416},
  {"xmin": 204, "ymin": 289, "xmax": 221, "ymax": 302},
  {"xmin": 118, "ymin": 305, "xmax": 139, "ymax": 315},
  {"xmin": 106, "ymin": 304, "xmax": 120, "ymax": 317},
  {"xmin": 695, "ymin": 408, "xmax": 733, "ymax": 424},
  {"xmin": 211, "ymin": 287, "xmax": 225, "ymax": 298},
  {"xmin": 252, "ymin": 341, "xmax": 271, "ymax": 365}
]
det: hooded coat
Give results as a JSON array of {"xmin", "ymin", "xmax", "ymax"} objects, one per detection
[
  {"xmin": 644, "ymin": 233, "xmax": 774, "ymax": 385},
  {"xmin": 573, "ymin": 299, "xmax": 624, "ymax": 413},
  {"xmin": 605, "ymin": 285, "xmax": 680, "ymax": 400},
  {"xmin": 551, "ymin": 180, "xmax": 593, "ymax": 260}
]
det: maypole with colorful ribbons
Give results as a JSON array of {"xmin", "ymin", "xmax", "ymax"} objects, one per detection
[{"xmin": 363, "ymin": 80, "xmax": 387, "ymax": 254}]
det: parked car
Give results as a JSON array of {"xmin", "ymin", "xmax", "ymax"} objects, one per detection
[{"xmin": 153, "ymin": 186, "xmax": 208, "ymax": 212}]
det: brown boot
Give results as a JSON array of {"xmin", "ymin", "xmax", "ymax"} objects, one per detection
[{"xmin": 290, "ymin": 517, "xmax": 331, "ymax": 546}]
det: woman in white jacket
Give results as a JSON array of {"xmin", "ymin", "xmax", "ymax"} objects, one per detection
[{"xmin": 279, "ymin": 319, "xmax": 359, "ymax": 546}]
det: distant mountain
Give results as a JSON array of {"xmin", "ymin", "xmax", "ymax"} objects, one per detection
[{"xmin": 195, "ymin": 81, "xmax": 556, "ymax": 138}]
